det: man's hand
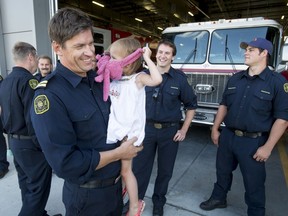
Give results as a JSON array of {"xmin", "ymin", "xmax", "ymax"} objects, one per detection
[
  {"xmin": 211, "ymin": 128, "xmax": 220, "ymax": 146},
  {"xmin": 253, "ymin": 145, "xmax": 271, "ymax": 162},
  {"xmin": 173, "ymin": 129, "xmax": 186, "ymax": 142},
  {"xmin": 119, "ymin": 137, "xmax": 143, "ymax": 160}
]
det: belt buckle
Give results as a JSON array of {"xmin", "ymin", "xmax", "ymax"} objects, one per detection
[
  {"xmin": 235, "ymin": 130, "xmax": 244, "ymax": 137},
  {"xmin": 154, "ymin": 123, "xmax": 162, "ymax": 129}
]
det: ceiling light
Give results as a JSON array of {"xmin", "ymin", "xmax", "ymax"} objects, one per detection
[
  {"xmin": 174, "ymin": 13, "xmax": 180, "ymax": 18},
  {"xmin": 135, "ymin": 18, "xmax": 143, "ymax": 22},
  {"xmin": 157, "ymin": 27, "xmax": 163, "ymax": 30},
  {"xmin": 281, "ymin": 15, "xmax": 285, "ymax": 19},
  {"xmin": 92, "ymin": 1, "xmax": 104, "ymax": 7},
  {"xmin": 188, "ymin": 11, "xmax": 194, "ymax": 17}
]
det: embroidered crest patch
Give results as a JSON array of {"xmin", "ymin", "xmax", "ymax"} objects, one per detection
[
  {"xmin": 34, "ymin": 95, "xmax": 49, "ymax": 114},
  {"xmin": 284, "ymin": 83, "xmax": 288, "ymax": 93},
  {"xmin": 29, "ymin": 79, "xmax": 39, "ymax": 89}
]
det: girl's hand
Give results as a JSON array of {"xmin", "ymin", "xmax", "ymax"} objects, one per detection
[{"xmin": 142, "ymin": 47, "xmax": 152, "ymax": 60}]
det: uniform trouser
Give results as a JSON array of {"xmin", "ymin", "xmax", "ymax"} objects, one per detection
[
  {"xmin": 0, "ymin": 133, "xmax": 9, "ymax": 171},
  {"xmin": 9, "ymin": 137, "xmax": 52, "ymax": 216},
  {"xmin": 63, "ymin": 179, "xmax": 123, "ymax": 216},
  {"xmin": 133, "ymin": 123, "xmax": 179, "ymax": 208},
  {"xmin": 211, "ymin": 127, "xmax": 267, "ymax": 216}
]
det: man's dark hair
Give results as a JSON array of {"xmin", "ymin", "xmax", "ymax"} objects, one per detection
[
  {"xmin": 156, "ymin": 39, "xmax": 177, "ymax": 56},
  {"xmin": 48, "ymin": 7, "xmax": 94, "ymax": 47},
  {"xmin": 38, "ymin": 55, "xmax": 52, "ymax": 64}
]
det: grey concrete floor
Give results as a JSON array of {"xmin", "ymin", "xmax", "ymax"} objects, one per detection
[{"xmin": 0, "ymin": 125, "xmax": 287, "ymax": 216}]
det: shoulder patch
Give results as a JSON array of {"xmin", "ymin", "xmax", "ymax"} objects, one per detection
[
  {"xmin": 29, "ymin": 79, "xmax": 39, "ymax": 89},
  {"xmin": 34, "ymin": 95, "xmax": 50, "ymax": 114},
  {"xmin": 35, "ymin": 80, "xmax": 48, "ymax": 89},
  {"xmin": 0, "ymin": 75, "xmax": 3, "ymax": 81},
  {"xmin": 284, "ymin": 83, "xmax": 288, "ymax": 93}
]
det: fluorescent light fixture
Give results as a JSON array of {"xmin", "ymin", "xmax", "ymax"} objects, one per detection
[
  {"xmin": 92, "ymin": 1, "xmax": 104, "ymax": 7},
  {"xmin": 174, "ymin": 13, "xmax": 180, "ymax": 18},
  {"xmin": 157, "ymin": 27, "xmax": 163, "ymax": 30},
  {"xmin": 281, "ymin": 15, "xmax": 285, "ymax": 19},
  {"xmin": 135, "ymin": 18, "xmax": 143, "ymax": 22},
  {"xmin": 188, "ymin": 11, "xmax": 194, "ymax": 17}
]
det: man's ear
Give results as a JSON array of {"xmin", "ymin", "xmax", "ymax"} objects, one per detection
[
  {"xmin": 52, "ymin": 41, "xmax": 62, "ymax": 56},
  {"xmin": 261, "ymin": 49, "xmax": 269, "ymax": 56}
]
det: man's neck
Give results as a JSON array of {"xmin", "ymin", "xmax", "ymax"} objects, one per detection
[
  {"xmin": 157, "ymin": 65, "xmax": 170, "ymax": 74},
  {"xmin": 248, "ymin": 64, "xmax": 266, "ymax": 76}
]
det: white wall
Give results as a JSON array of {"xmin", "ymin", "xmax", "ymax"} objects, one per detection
[
  {"xmin": 0, "ymin": 0, "xmax": 36, "ymax": 74},
  {"xmin": 0, "ymin": 0, "xmax": 53, "ymax": 77}
]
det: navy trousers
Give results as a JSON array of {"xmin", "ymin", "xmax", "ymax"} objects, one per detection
[
  {"xmin": 133, "ymin": 123, "xmax": 179, "ymax": 208},
  {"xmin": 0, "ymin": 133, "xmax": 9, "ymax": 172},
  {"xmin": 9, "ymin": 137, "xmax": 52, "ymax": 216},
  {"xmin": 63, "ymin": 180, "xmax": 123, "ymax": 216},
  {"xmin": 211, "ymin": 127, "xmax": 267, "ymax": 216}
]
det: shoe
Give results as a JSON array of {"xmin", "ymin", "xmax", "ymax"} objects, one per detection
[
  {"xmin": 0, "ymin": 169, "xmax": 8, "ymax": 179},
  {"xmin": 126, "ymin": 200, "xmax": 145, "ymax": 216},
  {"xmin": 153, "ymin": 206, "xmax": 163, "ymax": 216},
  {"xmin": 199, "ymin": 197, "xmax": 227, "ymax": 211}
]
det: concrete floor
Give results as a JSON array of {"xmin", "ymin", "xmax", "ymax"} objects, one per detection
[{"xmin": 0, "ymin": 125, "xmax": 287, "ymax": 216}]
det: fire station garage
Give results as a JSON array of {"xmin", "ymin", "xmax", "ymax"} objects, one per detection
[{"xmin": 0, "ymin": 0, "xmax": 288, "ymax": 216}]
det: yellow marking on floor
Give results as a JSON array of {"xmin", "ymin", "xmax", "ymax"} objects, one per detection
[{"xmin": 277, "ymin": 135, "xmax": 288, "ymax": 188}]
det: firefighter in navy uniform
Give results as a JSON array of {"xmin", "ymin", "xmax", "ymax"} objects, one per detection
[
  {"xmin": 199, "ymin": 38, "xmax": 288, "ymax": 216},
  {"xmin": 0, "ymin": 42, "xmax": 57, "ymax": 216},
  {"xmin": 30, "ymin": 8, "xmax": 142, "ymax": 216}
]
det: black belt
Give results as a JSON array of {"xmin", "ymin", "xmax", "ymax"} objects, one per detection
[
  {"xmin": 80, "ymin": 175, "xmax": 121, "ymax": 189},
  {"xmin": 9, "ymin": 134, "xmax": 32, "ymax": 140},
  {"xmin": 147, "ymin": 121, "xmax": 177, "ymax": 129},
  {"xmin": 230, "ymin": 129, "xmax": 266, "ymax": 138}
]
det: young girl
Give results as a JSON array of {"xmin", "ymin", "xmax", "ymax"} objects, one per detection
[{"xmin": 95, "ymin": 38, "xmax": 162, "ymax": 216}]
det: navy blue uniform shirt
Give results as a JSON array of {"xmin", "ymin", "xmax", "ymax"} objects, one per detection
[
  {"xmin": 145, "ymin": 66, "xmax": 197, "ymax": 122},
  {"xmin": 31, "ymin": 62, "xmax": 120, "ymax": 185},
  {"xmin": 221, "ymin": 67, "xmax": 288, "ymax": 132},
  {"xmin": 0, "ymin": 67, "xmax": 39, "ymax": 141},
  {"xmin": 34, "ymin": 71, "xmax": 51, "ymax": 81}
]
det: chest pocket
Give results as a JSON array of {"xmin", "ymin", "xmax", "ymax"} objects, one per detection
[
  {"xmin": 145, "ymin": 86, "xmax": 154, "ymax": 97},
  {"xmin": 69, "ymin": 107, "xmax": 98, "ymax": 139},
  {"xmin": 163, "ymin": 86, "xmax": 180, "ymax": 108},
  {"xmin": 224, "ymin": 87, "xmax": 237, "ymax": 107},
  {"xmin": 252, "ymin": 91, "xmax": 273, "ymax": 112}
]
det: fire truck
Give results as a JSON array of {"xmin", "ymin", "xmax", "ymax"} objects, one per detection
[{"xmin": 162, "ymin": 17, "xmax": 288, "ymax": 125}]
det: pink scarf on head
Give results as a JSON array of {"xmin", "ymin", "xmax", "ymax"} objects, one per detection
[{"xmin": 95, "ymin": 48, "xmax": 143, "ymax": 101}]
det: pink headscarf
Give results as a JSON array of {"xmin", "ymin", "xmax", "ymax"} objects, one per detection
[{"xmin": 95, "ymin": 48, "xmax": 143, "ymax": 101}]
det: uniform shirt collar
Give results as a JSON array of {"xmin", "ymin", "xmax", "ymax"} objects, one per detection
[
  {"xmin": 56, "ymin": 62, "xmax": 95, "ymax": 88},
  {"xmin": 242, "ymin": 66, "xmax": 270, "ymax": 80},
  {"xmin": 166, "ymin": 66, "xmax": 177, "ymax": 78},
  {"xmin": 13, "ymin": 66, "xmax": 32, "ymax": 75}
]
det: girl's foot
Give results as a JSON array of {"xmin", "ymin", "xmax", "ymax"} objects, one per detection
[{"xmin": 126, "ymin": 200, "xmax": 145, "ymax": 216}]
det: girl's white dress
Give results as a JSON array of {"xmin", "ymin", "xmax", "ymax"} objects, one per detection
[{"xmin": 106, "ymin": 73, "xmax": 145, "ymax": 146}]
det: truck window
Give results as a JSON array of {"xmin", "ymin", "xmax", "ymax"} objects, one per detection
[
  {"xmin": 209, "ymin": 27, "xmax": 279, "ymax": 67},
  {"xmin": 163, "ymin": 31, "xmax": 209, "ymax": 64}
]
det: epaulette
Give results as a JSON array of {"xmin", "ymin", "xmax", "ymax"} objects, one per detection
[
  {"xmin": 35, "ymin": 80, "xmax": 48, "ymax": 89},
  {"xmin": 175, "ymin": 68, "xmax": 188, "ymax": 78}
]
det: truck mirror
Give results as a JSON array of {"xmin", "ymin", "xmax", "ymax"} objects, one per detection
[{"xmin": 280, "ymin": 39, "xmax": 288, "ymax": 63}]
